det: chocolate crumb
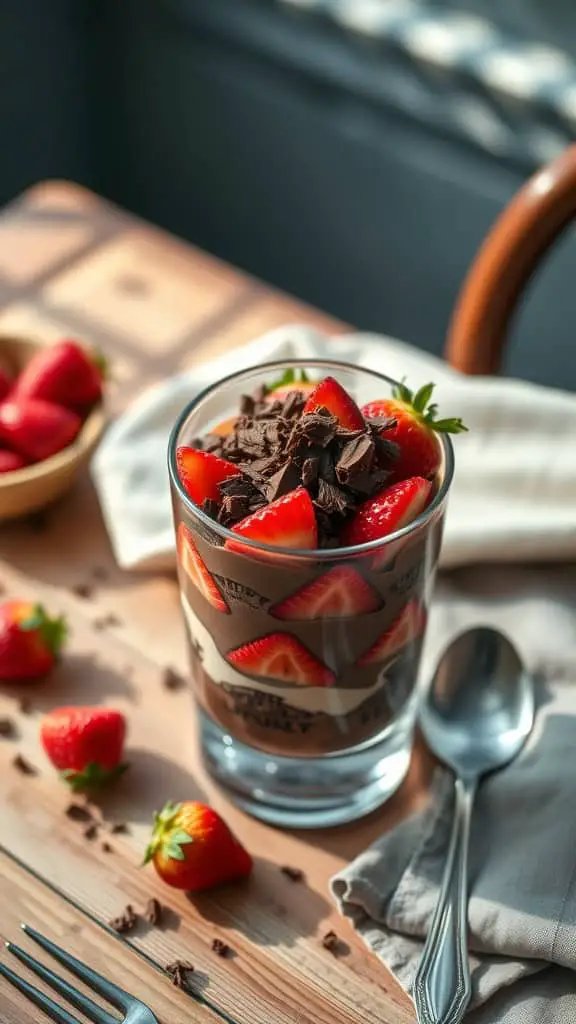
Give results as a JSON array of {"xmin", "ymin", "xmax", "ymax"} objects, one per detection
[
  {"xmin": 109, "ymin": 905, "xmax": 138, "ymax": 934},
  {"xmin": 110, "ymin": 822, "xmax": 129, "ymax": 835},
  {"xmin": 264, "ymin": 462, "xmax": 301, "ymax": 503},
  {"xmin": 102, "ymin": 841, "xmax": 113, "ymax": 853},
  {"xmin": 165, "ymin": 960, "xmax": 196, "ymax": 990},
  {"xmin": 280, "ymin": 865, "xmax": 304, "ymax": 882},
  {"xmin": 321, "ymin": 930, "xmax": 341, "ymax": 954},
  {"xmin": 72, "ymin": 583, "xmax": 94, "ymax": 600},
  {"xmin": 201, "ymin": 497, "xmax": 219, "ymax": 520},
  {"xmin": 93, "ymin": 613, "xmax": 122, "ymax": 631},
  {"xmin": 162, "ymin": 666, "xmax": 186, "ymax": 691},
  {"xmin": 240, "ymin": 394, "xmax": 255, "ymax": 416},
  {"xmin": 144, "ymin": 898, "xmax": 163, "ymax": 926},
  {"xmin": 13, "ymin": 753, "xmax": 37, "ymax": 775},
  {"xmin": 18, "ymin": 698, "xmax": 32, "ymax": 715},
  {"xmin": 83, "ymin": 823, "xmax": 98, "ymax": 841},
  {"xmin": 211, "ymin": 939, "xmax": 233, "ymax": 957},
  {"xmin": 0, "ymin": 717, "xmax": 16, "ymax": 739},
  {"xmin": 65, "ymin": 803, "xmax": 93, "ymax": 823}
]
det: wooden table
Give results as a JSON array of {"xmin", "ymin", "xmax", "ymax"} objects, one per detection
[{"xmin": 0, "ymin": 181, "xmax": 431, "ymax": 1023}]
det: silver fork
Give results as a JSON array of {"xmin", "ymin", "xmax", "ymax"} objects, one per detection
[{"xmin": 0, "ymin": 924, "xmax": 159, "ymax": 1023}]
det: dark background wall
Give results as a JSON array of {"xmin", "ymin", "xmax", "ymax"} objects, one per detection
[{"xmin": 2, "ymin": 0, "xmax": 576, "ymax": 390}]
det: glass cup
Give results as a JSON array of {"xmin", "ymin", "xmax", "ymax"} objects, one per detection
[{"xmin": 168, "ymin": 360, "xmax": 454, "ymax": 828}]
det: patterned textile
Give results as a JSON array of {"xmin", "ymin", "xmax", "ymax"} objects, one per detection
[{"xmin": 278, "ymin": 0, "xmax": 576, "ymax": 165}]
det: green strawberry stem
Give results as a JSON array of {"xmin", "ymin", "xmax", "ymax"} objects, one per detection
[
  {"xmin": 61, "ymin": 761, "xmax": 128, "ymax": 793},
  {"xmin": 20, "ymin": 604, "xmax": 67, "ymax": 658},
  {"xmin": 91, "ymin": 349, "xmax": 109, "ymax": 380},
  {"xmin": 143, "ymin": 800, "xmax": 194, "ymax": 865},
  {"xmin": 263, "ymin": 367, "xmax": 310, "ymax": 394},
  {"xmin": 392, "ymin": 380, "xmax": 468, "ymax": 434}
]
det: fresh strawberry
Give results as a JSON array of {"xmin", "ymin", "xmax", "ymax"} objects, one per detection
[
  {"xmin": 177, "ymin": 523, "xmax": 229, "ymax": 613},
  {"xmin": 225, "ymin": 487, "xmax": 317, "ymax": 556},
  {"xmin": 0, "ymin": 601, "xmax": 66, "ymax": 681},
  {"xmin": 227, "ymin": 632, "xmax": 335, "ymax": 686},
  {"xmin": 176, "ymin": 447, "xmax": 241, "ymax": 507},
  {"xmin": 144, "ymin": 800, "xmax": 253, "ymax": 892},
  {"xmin": 0, "ymin": 399, "xmax": 81, "ymax": 461},
  {"xmin": 303, "ymin": 376, "xmax": 364, "ymax": 431},
  {"xmin": 40, "ymin": 706, "xmax": 127, "ymax": 791},
  {"xmin": 15, "ymin": 339, "xmax": 105, "ymax": 411},
  {"xmin": 267, "ymin": 381, "xmax": 315, "ymax": 402},
  {"xmin": 358, "ymin": 600, "xmax": 427, "ymax": 665},
  {"xmin": 271, "ymin": 565, "xmax": 381, "ymax": 620},
  {"xmin": 340, "ymin": 478, "xmax": 432, "ymax": 548},
  {"xmin": 361, "ymin": 381, "xmax": 467, "ymax": 482},
  {"xmin": 0, "ymin": 449, "xmax": 27, "ymax": 473},
  {"xmin": 0, "ymin": 367, "xmax": 13, "ymax": 402}
]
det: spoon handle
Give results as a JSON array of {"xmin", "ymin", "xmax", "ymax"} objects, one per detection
[{"xmin": 413, "ymin": 775, "xmax": 477, "ymax": 1024}]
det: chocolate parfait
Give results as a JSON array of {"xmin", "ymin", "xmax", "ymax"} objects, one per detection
[{"xmin": 170, "ymin": 368, "xmax": 462, "ymax": 758}]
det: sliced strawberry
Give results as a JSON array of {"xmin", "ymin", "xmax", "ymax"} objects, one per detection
[
  {"xmin": 227, "ymin": 632, "xmax": 334, "ymax": 686},
  {"xmin": 176, "ymin": 447, "xmax": 241, "ymax": 506},
  {"xmin": 358, "ymin": 600, "xmax": 427, "ymax": 666},
  {"xmin": 225, "ymin": 487, "xmax": 317, "ymax": 556},
  {"xmin": 340, "ymin": 477, "xmax": 432, "ymax": 548},
  {"xmin": 271, "ymin": 565, "xmax": 381, "ymax": 621},
  {"xmin": 302, "ymin": 376, "xmax": 364, "ymax": 431},
  {"xmin": 177, "ymin": 523, "xmax": 229, "ymax": 613}
]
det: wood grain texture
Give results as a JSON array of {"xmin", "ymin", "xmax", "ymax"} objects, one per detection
[{"xmin": 0, "ymin": 181, "xmax": 429, "ymax": 1024}]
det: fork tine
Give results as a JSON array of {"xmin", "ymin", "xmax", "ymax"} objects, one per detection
[
  {"xmin": 7, "ymin": 942, "xmax": 116, "ymax": 1024},
  {"xmin": 22, "ymin": 925, "xmax": 131, "ymax": 1012},
  {"xmin": 0, "ymin": 959, "xmax": 81, "ymax": 1024}
]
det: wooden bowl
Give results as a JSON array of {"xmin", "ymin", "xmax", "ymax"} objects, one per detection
[{"xmin": 0, "ymin": 335, "xmax": 106, "ymax": 520}]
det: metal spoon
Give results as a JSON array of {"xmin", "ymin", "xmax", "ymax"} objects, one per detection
[{"xmin": 413, "ymin": 627, "xmax": 534, "ymax": 1024}]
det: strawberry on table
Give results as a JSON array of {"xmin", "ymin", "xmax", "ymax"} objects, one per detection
[
  {"xmin": 0, "ymin": 449, "xmax": 27, "ymax": 473},
  {"xmin": 177, "ymin": 523, "xmax": 229, "ymax": 613},
  {"xmin": 303, "ymin": 376, "xmax": 365, "ymax": 431},
  {"xmin": 358, "ymin": 600, "xmax": 427, "ymax": 665},
  {"xmin": 340, "ymin": 477, "xmax": 432, "ymax": 548},
  {"xmin": 0, "ymin": 399, "xmax": 81, "ymax": 461},
  {"xmin": 15, "ymin": 339, "xmax": 105, "ymax": 412},
  {"xmin": 40, "ymin": 706, "xmax": 128, "ymax": 791},
  {"xmin": 0, "ymin": 601, "xmax": 66, "ymax": 681},
  {"xmin": 144, "ymin": 800, "xmax": 253, "ymax": 892},
  {"xmin": 227, "ymin": 632, "xmax": 335, "ymax": 686},
  {"xmin": 176, "ymin": 448, "xmax": 241, "ymax": 507},
  {"xmin": 225, "ymin": 487, "xmax": 317, "ymax": 556},
  {"xmin": 271, "ymin": 565, "xmax": 381, "ymax": 620},
  {"xmin": 362, "ymin": 381, "xmax": 466, "ymax": 482}
]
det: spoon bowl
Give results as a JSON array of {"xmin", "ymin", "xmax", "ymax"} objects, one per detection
[{"xmin": 420, "ymin": 627, "xmax": 535, "ymax": 779}]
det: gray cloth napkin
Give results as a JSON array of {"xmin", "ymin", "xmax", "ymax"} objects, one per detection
[{"xmin": 332, "ymin": 564, "xmax": 576, "ymax": 1022}]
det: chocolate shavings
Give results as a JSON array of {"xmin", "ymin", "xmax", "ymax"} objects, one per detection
[
  {"xmin": 144, "ymin": 898, "xmax": 163, "ymax": 926},
  {"xmin": 109, "ymin": 905, "xmax": 138, "ymax": 934},
  {"xmin": 0, "ymin": 717, "xmax": 17, "ymax": 739},
  {"xmin": 280, "ymin": 865, "xmax": 305, "ymax": 882},
  {"xmin": 165, "ymin": 960, "xmax": 196, "ymax": 990},
  {"xmin": 13, "ymin": 753, "xmax": 37, "ymax": 776},
  {"xmin": 211, "ymin": 939, "xmax": 233, "ymax": 957}
]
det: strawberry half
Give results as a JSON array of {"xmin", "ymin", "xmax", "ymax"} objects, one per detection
[
  {"xmin": 176, "ymin": 447, "xmax": 241, "ymax": 507},
  {"xmin": 177, "ymin": 523, "xmax": 229, "ymax": 613},
  {"xmin": 302, "ymin": 376, "xmax": 364, "ymax": 431},
  {"xmin": 227, "ymin": 632, "xmax": 335, "ymax": 687},
  {"xmin": 340, "ymin": 477, "xmax": 432, "ymax": 548},
  {"xmin": 15, "ymin": 339, "xmax": 105, "ymax": 412},
  {"xmin": 362, "ymin": 381, "xmax": 467, "ymax": 482},
  {"xmin": 358, "ymin": 600, "xmax": 427, "ymax": 666},
  {"xmin": 144, "ymin": 800, "xmax": 253, "ymax": 892},
  {"xmin": 271, "ymin": 565, "xmax": 381, "ymax": 620},
  {"xmin": 40, "ymin": 706, "xmax": 128, "ymax": 791},
  {"xmin": 225, "ymin": 487, "xmax": 317, "ymax": 556},
  {"xmin": 0, "ymin": 399, "xmax": 81, "ymax": 462},
  {"xmin": 0, "ymin": 449, "xmax": 27, "ymax": 473}
]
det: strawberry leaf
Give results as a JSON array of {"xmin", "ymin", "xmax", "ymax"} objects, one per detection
[
  {"xmin": 391, "ymin": 379, "xmax": 413, "ymax": 405},
  {"xmin": 20, "ymin": 604, "xmax": 67, "ymax": 658},
  {"xmin": 264, "ymin": 367, "xmax": 310, "ymax": 394},
  {"xmin": 165, "ymin": 842, "xmax": 186, "ymax": 861},
  {"xmin": 61, "ymin": 761, "xmax": 128, "ymax": 793},
  {"xmin": 171, "ymin": 830, "xmax": 194, "ymax": 846},
  {"xmin": 91, "ymin": 349, "xmax": 108, "ymax": 380},
  {"xmin": 412, "ymin": 382, "xmax": 435, "ymax": 414},
  {"xmin": 429, "ymin": 417, "xmax": 468, "ymax": 434}
]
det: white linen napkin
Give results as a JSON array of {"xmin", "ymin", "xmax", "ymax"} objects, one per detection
[{"xmin": 92, "ymin": 325, "xmax": 576, "ymax": 572}]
